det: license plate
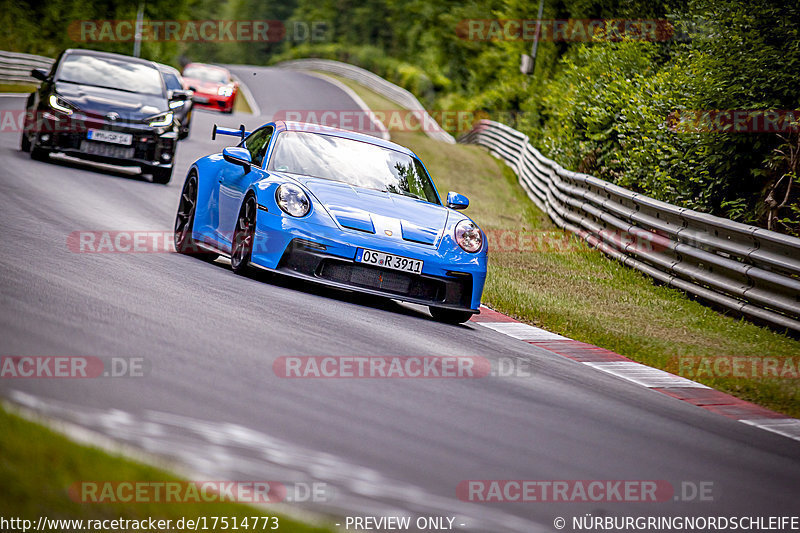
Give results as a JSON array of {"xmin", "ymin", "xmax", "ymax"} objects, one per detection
[
  {"xmin": 80, "ymin": 140, "xmax": 134, "ymax": 159},
  {"xmin": 87, "ymin": 129, "xmax": 133, "ymax": 145},
  {"xmin": 356, "ymin": 248, "xmax": 423, "ymax": 275}
]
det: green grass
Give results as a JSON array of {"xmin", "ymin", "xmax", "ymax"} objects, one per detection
[
  {"xmin": 324, "ymin": 72, "xmax": 800, "ymax": 418},
  {"xmin": 0, "ymin": 82, "xmax": 37, "ymax": 93},
  {"xmin": 234, "ymin": 87, "xmax": 253, "ymax": 114},
  {"xmin": 0, "ymin": 405, "xmax": 335, "ymax": 532}
]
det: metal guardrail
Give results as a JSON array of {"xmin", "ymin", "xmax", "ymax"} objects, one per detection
[
  {"xmin": 461, "ymin": 120, "xmax": 800, "ymax": 333},
  {"xmin": 0, "ymin": 51, "xmax": 54, "ymax": 84},
  {"xmin": 5, "ymin": 50, "xmax": 797, "ymax": 332},
  {"xmin": 275, "ymin": 59, "xmax": 456, "ymax": 144}
]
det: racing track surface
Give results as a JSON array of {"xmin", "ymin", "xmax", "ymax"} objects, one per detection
[{"xmin": 1, "ymin": 67, "xmax": 799, "ymax": 532}]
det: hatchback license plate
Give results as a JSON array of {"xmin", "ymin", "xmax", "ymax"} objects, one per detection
[{"xmin": 87, "ymin": 129, "xmax": 133, "ymax": 145}]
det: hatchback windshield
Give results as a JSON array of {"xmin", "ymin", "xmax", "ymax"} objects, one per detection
[
  {"xmin": 269, "ymin": 131, "xmax": 440, "ymax": 204},
  {"xmin": 57, "ymin": 54, "xmax": 164, "ymax": 96},
  {"xmin": 183, "ymin": 66, "xmax": 229, "ymax": 84}
]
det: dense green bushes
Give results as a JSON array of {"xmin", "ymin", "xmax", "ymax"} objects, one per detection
[
  {"xmin": 4, "ymin": 0, "xmax": 797, "ymax": 233},
  {"xmin": 274, "ymin": 0, "xmax": 800, "ymax": 234}
]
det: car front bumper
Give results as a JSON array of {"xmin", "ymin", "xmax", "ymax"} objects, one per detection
[
  {"xmin": 242, "ymin": 210, "xmax": 486, "ymax": 312},
  {"xmin": 32, "ymin": 112, "xmax": 176, "ymax": 169},
  {"xmin": 191, "ymin": 92, "xmax": 234, "ymax": 112}
]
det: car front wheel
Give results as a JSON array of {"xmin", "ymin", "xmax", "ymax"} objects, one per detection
[
  {"xmin": 20, "ymin": 131, "xmax": 31, "ymax": 152},
  {"xmin": 30, "ymin": 137, "xmax": 50, "ymax": 161}
]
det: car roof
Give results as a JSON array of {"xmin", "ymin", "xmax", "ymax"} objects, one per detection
[
  {"xmin": 275, "ymin": 121, "xmax": 416, "ymax": 157},
  {"xmin": 62, "ymin": 48, "xmax": 157, "ymax": 67},
  {"xmin": 184, "ymin": 63, "xmax": 229, "ymax": 72},
  {"xmin": 155, "ymin": 63, "xmax": 181, "ymax": 76}
]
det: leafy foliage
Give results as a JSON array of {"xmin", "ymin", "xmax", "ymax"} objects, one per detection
[{"xmin": 5, "ymin": 0, "xmax": 798, "ymax": 232}]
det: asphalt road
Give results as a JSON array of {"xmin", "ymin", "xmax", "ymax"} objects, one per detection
[{"xmin": 1, "ymin": 67, "xmax": 799, "ymax": 532}]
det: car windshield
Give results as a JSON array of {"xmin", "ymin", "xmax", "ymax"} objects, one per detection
[
  {"xmin": 183, "ymin": 66, "xmax": 228, "ymax": 84},
  {"xmin": 57, "ymin": 54, "xmax": 163, "ymax": 96},
  {"xmin": 269, "ymin": 131, "xmax": 440, "ymax": 204}
]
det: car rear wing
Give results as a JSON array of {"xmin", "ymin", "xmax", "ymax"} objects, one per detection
[{"xmin": 212, "ymin": 124, "xmax": 250, "ymax": 141}]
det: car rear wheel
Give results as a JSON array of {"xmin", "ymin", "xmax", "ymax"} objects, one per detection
[
  {"xmin": 429, "ymin": 307, "xmax": 474, "ymax": 325},
  {"xmin": 231, "ymin": 195, "xmax": 256, "ymax": 275},
  {"xmin": 174, "ymin": 175, "xmax": 217, "ymax": 260}
]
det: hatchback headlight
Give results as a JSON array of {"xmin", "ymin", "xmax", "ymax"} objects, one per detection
[
  {"xmin": 49, "ymin": 94, "xmax": 73, "ymax": 115},
  {"xmin": 455, "ymin": 220, "xmax": 482, "ymax": 253},
  {"xmin": 217, "ymin": 85, "xmax": 234, "ymax": 97},
  {"xmin": 276, "ymin": 183, "xmax": 310, "ymax": 217},
  {"xmin": 148, "ymin": 112, "xmax": 174, "ymax": 127}
]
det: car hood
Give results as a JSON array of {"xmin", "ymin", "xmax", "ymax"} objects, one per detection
[
  {"xmin": 55, "ymin": 81, "xmax": 168, "ymax": 121},
  {"xmin": 293, "ymin": 176, "xmax": 449, "ymax": 246},
  {"xmin": 183, "ymin": 77, "xmax": 227, "ymax": 93}
]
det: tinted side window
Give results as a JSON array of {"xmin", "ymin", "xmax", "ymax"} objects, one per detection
[
  {"xmin": 163, "ymin": 72, "xmax": 183, "ymax": 92},
  {"xmin": 244, "ymin": 127, "xmax": 274, "ymax": 168}
]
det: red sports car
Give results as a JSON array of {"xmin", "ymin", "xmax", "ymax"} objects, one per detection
[{"xmin": 181, "ymin": 63, "xmax": 238, "ymax": 114}]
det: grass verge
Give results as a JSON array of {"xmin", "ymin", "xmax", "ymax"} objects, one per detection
[
  {"xmin": 324, "ymin": 72, "xmax": 800, "ymax": 418},
  {"xmin": 0, "ymin": 83, "xmax": 37, "ymax": 93},
  {"xmin": 0, "ymin": 405, "xmax": 334, "ymax": 532},
  {"xmin": 234, "ymin": 86, "xmax": 253, "ymax": 114}
]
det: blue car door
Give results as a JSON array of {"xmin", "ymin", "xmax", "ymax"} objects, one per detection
[{"xmin": 216, "ymin": 126, "xmax": 273, "ymax": 246}]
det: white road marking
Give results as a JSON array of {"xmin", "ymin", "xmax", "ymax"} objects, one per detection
[
  {"xmin": 479, "ymin": 322, "xmax": 567, "ymax": 341},
  {"xmin": 584, "ymin": 361, "xmax": 710, "ymax": 388},
  {"xmin": 741, "ymin": 418, "xmax": 800, "ymax": 441}
]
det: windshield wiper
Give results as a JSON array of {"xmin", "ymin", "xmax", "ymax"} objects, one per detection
[
  {"xmin": 57, "ymin": 79, "xmax": 144, "ymax": 94},
  {"xmin": 387, "ymin": 189, "xmax": 424, "ymax": 201}
]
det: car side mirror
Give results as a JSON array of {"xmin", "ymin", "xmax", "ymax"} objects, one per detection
[
  {"xmin": 169, "ymin": 90, "xmax": 190, "ymax": 102},
  {"xmin": 222, "ymin": 146, "xmax": 252, "ymax": 170},
  {"xmin": 446, "ymin": 191, "xmax": 469, "ymax": 210},
  {"xmin": 31, "ymin": 68, "xmax": 48, "ymax": 82}
]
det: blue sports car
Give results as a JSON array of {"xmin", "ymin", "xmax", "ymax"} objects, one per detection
[{"xmin": 174, "ymin": 121, "xmax": 487, "ymax": 324}]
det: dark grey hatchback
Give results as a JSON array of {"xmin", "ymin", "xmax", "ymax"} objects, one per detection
[{"xmin": 20, "ymin": 49, "xmax": 191, "ymax": 184}]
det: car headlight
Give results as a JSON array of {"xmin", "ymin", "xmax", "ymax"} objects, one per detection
[
  {"xmin": 275, "ymin": 183, "xmax": 310, "ymax": 217},
  {"xmin": 148, "ymin": 112, "xmax": 174, "ymax": 127},
  {"xmin": 49, "ymin": 94, "xmax": 73, "ymax": 115},
  {"xmin": 169, "ymin": 100, "xmax": 185, "ymax": 109},
  {"xmin": 217, "ymin": 85, "xmax": 234, "ymax": 97},
  {"xmin": 454, "ymin": 219, "xmax": 482, "ymax": 253}
]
